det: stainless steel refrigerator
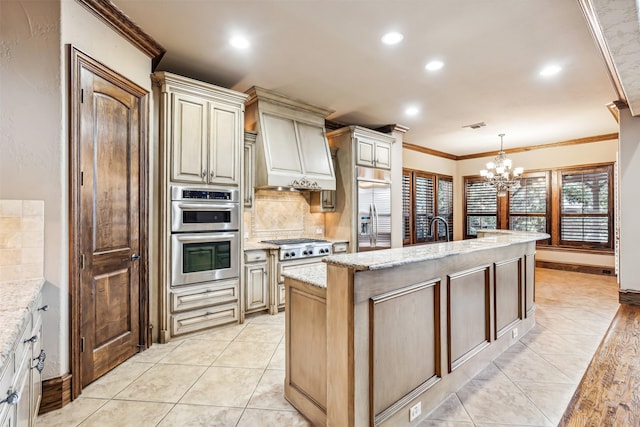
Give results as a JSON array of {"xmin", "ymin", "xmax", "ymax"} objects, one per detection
[{"xmin": 357, "ymin": 167, "xmax": 391, "ymax": 251}]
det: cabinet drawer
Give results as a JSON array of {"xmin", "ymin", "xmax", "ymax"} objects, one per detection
[
  {"xmin": 245, "ymin": 250, "xmax": 268, "ymax": 263},
  {"xmin": 13, "ymin": 317, "xmax": 33, "ymax": 375},
  {"xmin": 171, "ymin": 303, "xmax": 239, "ymax": 337},
  {"xmin": 0, "ymin": 355, "xmax": 14, "ymax": 410},
  {"xmin": 332, "ymin": 242, "xmax": 349, "ymax": 253},
  {"xmin": 171, "ymin": 280, "xmax": 238, "ymax": 313}
]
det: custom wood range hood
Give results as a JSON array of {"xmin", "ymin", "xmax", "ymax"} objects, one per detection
[{"xmin": 244, "ymin": 86, "xmax": 336, "ymax": 191}]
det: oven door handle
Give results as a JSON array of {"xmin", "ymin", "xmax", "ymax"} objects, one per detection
[
  {"xmin": 173, "ymin": 232, "xmax": 237, "ymax": 244},
  {"xmin": 173, "ymin": 202, "xmax": 237, "ymax": 211}
]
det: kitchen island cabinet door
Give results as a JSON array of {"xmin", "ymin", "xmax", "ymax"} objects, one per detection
[{"xmin": 171, "ymin": 92, "xmax": 208, "ymax": 184}]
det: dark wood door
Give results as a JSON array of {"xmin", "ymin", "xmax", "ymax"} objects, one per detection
[{"xmin": 77, "ymin": 59, "xmax": 142, "ymax": 387}]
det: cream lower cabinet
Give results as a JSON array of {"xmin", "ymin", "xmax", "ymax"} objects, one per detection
[
  {"xmin": 169, "ymin": 279, "xmax": 239, "ymax": 337},
  {"xmin": 244, "ymin": 250, "xmax": 269, "ymax": 314},
  {"xmin": 1, "ymin": 294, "xmax": 46, "ymax": 427}
]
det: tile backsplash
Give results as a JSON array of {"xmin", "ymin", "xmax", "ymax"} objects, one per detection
[
  {"xmin": 0, "ymin": 200, "xmax": 44, "ymax": 282},
  {"xmin": 244, "ymin": 190, "xmax": 324, "ymax": 240}
]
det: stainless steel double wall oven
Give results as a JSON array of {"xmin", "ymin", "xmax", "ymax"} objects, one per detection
[{"xmin": 171, "ymin": 186, "xmax": 240, "ymax": 287}]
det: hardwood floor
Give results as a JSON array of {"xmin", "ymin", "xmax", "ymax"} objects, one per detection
[{"xmin": 560, "ymin": 303, "xmax": 640, "ymax": 427}]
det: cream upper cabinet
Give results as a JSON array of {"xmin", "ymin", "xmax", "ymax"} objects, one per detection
[
  {"xmin": 171, "ymin": 92, "xmax": 208, "ymax": 183},
  {"xmin": 155, "ymin": 71, "xmax": 247, "ymax": 187},
  {"xmin": 355, "ymin": 135, "xmax": 391, "ymax": 170}
]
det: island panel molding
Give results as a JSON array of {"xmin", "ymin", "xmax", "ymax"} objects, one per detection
[
  {"xmin": 447, "ymin": 265, "xmax": 491, "ymax": 373},
  {"xmin": 493, "ymin": 257, "xmax": 523, "ymax": 339},
  {"xmin": 525, "ymin": 253, "xmax": 536, "ymax": 317},
  {"xmin": 369, "ymin": 279, "xmax": 441, "ymax": 422}
]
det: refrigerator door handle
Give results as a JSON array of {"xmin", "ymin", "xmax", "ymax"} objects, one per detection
[
  {"xmin": 373, "ymin": 203, "xmax": 379, "ymax": 246},
  {"xmin": 369, "ymin": 204, "xmax": 374, "ymax": 247}
]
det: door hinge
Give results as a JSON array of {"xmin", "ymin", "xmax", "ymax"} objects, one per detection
[
  {"xmin": 81, "ymin": 337, "xmax": 85, "ymax": 353},
  {"xmin": 80, "ymin": 254, "xmax": 85, "ymax": 270},
  {"xmin": 80, "ymin": 171, "xmax": 83, "ymax": 186},
  {"xmin": 80, "ymin": 89, "xmax": 84, "ymax": 103}
]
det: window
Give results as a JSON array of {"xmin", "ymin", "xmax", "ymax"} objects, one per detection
[
  {"xmin": 464, "ymin": 177, "xmax": 498, "ymax": 238},
  {"xmin": 508, "ymin": 172, "xmax": 550, "ymax": 238},
  {"xmin": 560, "ymin": 165, "xmax": 613, "ymax": 248},
  {"xmin": 464, "ymin": 163, "xmax": 613, "ymax": 251},
  {"xmin": 403, "ymin": 169, "xmax": 453, "ymax": 245}
]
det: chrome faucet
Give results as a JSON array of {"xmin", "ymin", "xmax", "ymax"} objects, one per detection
[{"xmin": 429, "ymin": 216, "xmax": 450, "ymax": 242}]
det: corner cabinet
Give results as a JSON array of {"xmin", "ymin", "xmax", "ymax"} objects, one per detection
[{"xmin": 154, "ymin": 72, "xmax": 247, "ymax": 186}]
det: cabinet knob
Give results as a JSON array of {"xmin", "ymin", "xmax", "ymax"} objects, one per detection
[
  {"xmin": 202, "ymin": 169, "xmax": 207, "ymax": 178},
  {"xmin": 32, "ymin": 349, "xmax": 46, "ymax": 373},
  {"xmin": 1, "ymin": 391, "xmax": 19, "ymax": 406},
  {"xmin": 210, "ymin": 170, "xmax": 215, "ymax": 178},
  {"xmin": 23, "ymin": 335, "xmax": 38, "ymax": 344}
]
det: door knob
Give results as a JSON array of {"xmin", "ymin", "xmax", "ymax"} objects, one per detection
[{"xmin": 131, "ymin": 254, "xmax": 141, "ymax": 261}]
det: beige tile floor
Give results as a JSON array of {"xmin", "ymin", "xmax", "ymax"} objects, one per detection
[{"xmin": 36, "ymin": 268, "xmax": 619, "ymax": 427}]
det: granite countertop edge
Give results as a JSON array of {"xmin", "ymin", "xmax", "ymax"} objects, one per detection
[
  {"xmin": 324, "ymin": 231, "xmax": 550, "ymax": 271},
  {"xmin": 281, "ymin": 264, "xmax": 327, "ymax": 289},
  {"xmin": 0, "ymin": 277, "xmax": 45, "ymax": 371}
]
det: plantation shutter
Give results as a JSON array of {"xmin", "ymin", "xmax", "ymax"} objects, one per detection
[
  {"xmin": 560, "ymin": 167, "xmax": 610, "ymax": 246},
  {"xmin": 437, "ymin": 178, "xmax": 453, "ymax": 240},
  {"xmin": 402, "ymin": 172, "xmax": 411, "ymax": 244},
  {"xmin": 414, "ymin": 174, "xmax": 434, "ymax": 242},
  {"xmin": 509, "ymin": 174, "xmax": 548, "ymax": 233},
  {"xmin": 465, "ymin": 179, "xmax": 497, "ymax": 237}
]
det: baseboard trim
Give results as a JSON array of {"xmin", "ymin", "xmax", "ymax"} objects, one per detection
[
  {"xmin": 39, "ymin": 373, "xmax": 72, "ymax": 415},
  {"xmin": 536, "ymin": 260, "xmax": 616, "ymax": 276},
  {"xmin": 619, "ymin": 290, "xmax": 640, "ymax": 306}
]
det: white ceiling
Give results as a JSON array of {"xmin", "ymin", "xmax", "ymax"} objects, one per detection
[{"xmin": 111, "ymin": 0, "xmax": 619, "ymax": 156}]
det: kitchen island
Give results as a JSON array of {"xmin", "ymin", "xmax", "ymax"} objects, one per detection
[{"xmin": 282, "ymin": 230, "xmax": 549, "ymax": 427}]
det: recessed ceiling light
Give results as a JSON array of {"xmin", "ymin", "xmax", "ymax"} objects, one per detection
[
  {"xmin": 381, "ymin": 31, "xmax": 403, "ymax": 45},
  {"xmin": 230, "ymin": 36, "xmax": 250, "ymax": 49},
  {"xmin": 425, "ymin": 60, "xmax": 444, "ymax": 71},
  {"xmin": 539, "ymin": 65, "xmax": 562, "ymax": 76},
  {"xmin": 405, "ymin": 106, "xmax": 419, "ymax": 116}
]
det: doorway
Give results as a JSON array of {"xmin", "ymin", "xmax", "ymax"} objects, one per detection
[{"xmin": 69, "ymin": 47, "xmax": 149, "ymax": 398}]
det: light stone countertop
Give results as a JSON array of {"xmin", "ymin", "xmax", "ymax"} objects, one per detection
[
  {"xmin": 0, "ymin": 278, "xmax": 45, "ymax": 371},
  {"xmin": 281, "ymin": 263, "xmax": 327, "ymax": 288},
  {"xmin": 243, "ymin": 238, "xmax": 350, "ymax": 251},
  {"xmin": 324, "ymin": 231, "xmax": 550, "ymax": 271}
]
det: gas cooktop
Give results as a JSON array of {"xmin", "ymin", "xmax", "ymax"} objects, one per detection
[
  {"xmin": 260, "ymin": 238, "xmax": 332, "ymax": 260},
  {"xmin": 260, "ymin": 238, "xmax": 329, "ymax": 245}
]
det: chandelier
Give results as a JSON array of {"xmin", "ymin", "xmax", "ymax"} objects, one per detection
[{"xmin": 479, "ymin": 134, "xmax": 524, "ymax": 197}]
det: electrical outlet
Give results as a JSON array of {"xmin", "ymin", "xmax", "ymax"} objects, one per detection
[
  {"xmin": 315, "ymin": 227, "xmax": 324, "ymax": 235},
  {"xmin": 512, "ymin": 327, "xmax": 519, "ymax": 338},
  {"xmin": 409, "ymin": 402, "xmax": 421, "ymax": 422}
]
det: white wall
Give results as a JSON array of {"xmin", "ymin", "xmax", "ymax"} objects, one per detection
[
  {"xmin": 0, "ymin": 0, "xmax": 154, "ymax": 379},
  {"xmin": 619, "ymin": 108, "xmax": 640, "ymax": 291},
  {"xmin": 403, "ymin": 139, "xmax": 618, "ymax": 265}
]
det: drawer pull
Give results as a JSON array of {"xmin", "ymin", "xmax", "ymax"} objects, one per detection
[
  {"xmin": 1, "ymin": 391, "xmax": 19, "ymax": 406},
  {"xmin": 32, "ymin": 349, "xmax": 46, "ymax": 373},
  {"xmin": 38, "ymin": 305, "xmax": 49, "ymax": 312},
  {"xmin": 23, "ymin": 335, "xmax": 38, "ymax": 344}
]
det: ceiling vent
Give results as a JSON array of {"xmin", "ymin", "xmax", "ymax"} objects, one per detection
[{"xmin": 462, "ymin": 121, "xmax": 486, "ymax": 129}]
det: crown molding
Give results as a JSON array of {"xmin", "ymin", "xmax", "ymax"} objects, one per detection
[
  {"xmin": 403, "ymin": 133, "xmax": 619, "ymax": 161},
  {"xmin": 76, "ymin": 0, "xmax": 166, "ymax": 69}
]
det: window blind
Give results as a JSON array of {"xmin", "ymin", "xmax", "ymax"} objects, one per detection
[
  {"xmin": 560, "ymin": 168, "xmax": 610, "ymax": 245},
  {"xmin": 509, "ymin": 175, "xmax": 548, "ymax": 234},
  {"xmin": 402, "ymin": 173, "xmax": 411, "ymax": 242},
  {"xmin": 415, "ymin": 175, "xmax": 434, "ymax": 241},
  {"xmin": 437, "ymin": 178, "xmax": 453, "ymax": 239},
  {"xmin": 465, "ymin": 180, "xmax": 497, "ymax": 237}
]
